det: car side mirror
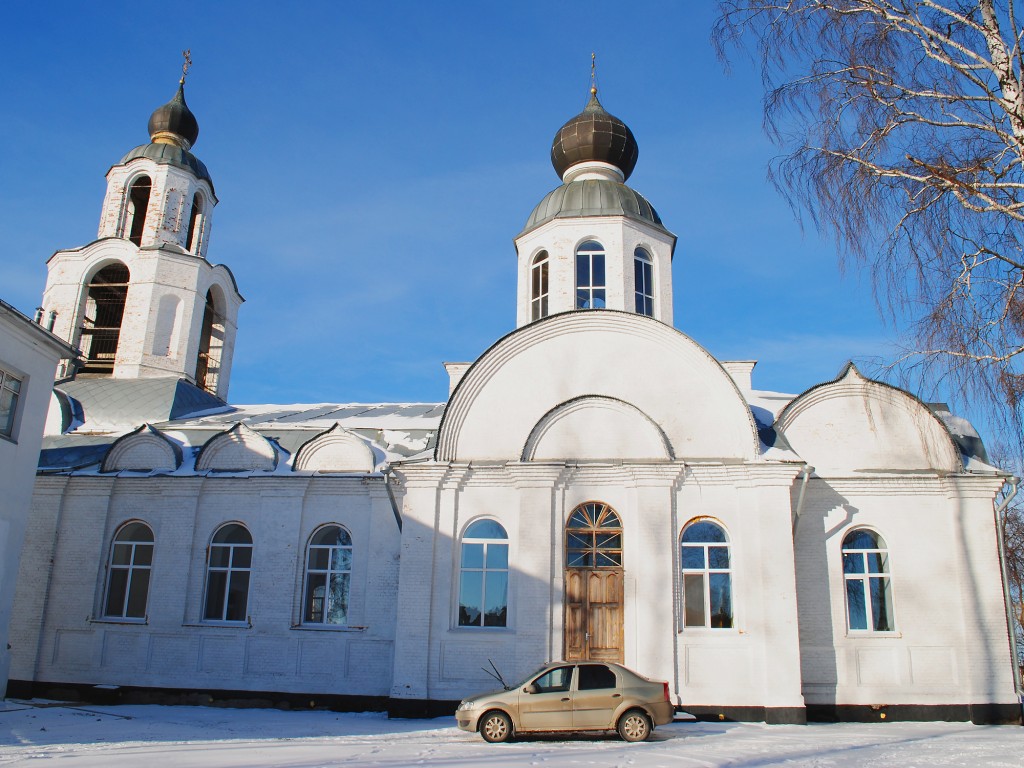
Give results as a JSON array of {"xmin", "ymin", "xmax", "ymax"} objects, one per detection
[{"xmin": 524, "ymin": 684, "xmax": 538, "ymax": 694}]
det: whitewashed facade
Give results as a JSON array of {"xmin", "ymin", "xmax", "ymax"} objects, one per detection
[
  {"xmin": 0, "ymin": 300, "xmax": 78, "ymax": 692},
  {"xmin": 7, "ymin": 80, "xmax": 1021, "ymax": 725}
]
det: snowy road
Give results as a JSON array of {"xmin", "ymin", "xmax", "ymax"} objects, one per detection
[{"xmin": 1, "ymin": 700, "xmax": 1022, "ymax": 767}]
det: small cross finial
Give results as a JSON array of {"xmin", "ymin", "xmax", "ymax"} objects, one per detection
[
  {"xmin": 181, "ymin": 49, "xmax": 192, "ymax": 84},
  {"xmin": 590, "ymin": 52, "xmax": 597, "ymax": 95}
]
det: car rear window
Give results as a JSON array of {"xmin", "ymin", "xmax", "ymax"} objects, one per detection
[{"xmin": 578, "ymin": 664, "xmax": 616, "ymax": 690}]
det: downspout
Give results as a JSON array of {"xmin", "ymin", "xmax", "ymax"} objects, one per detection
[
  {"xmin": 994, "ymin": 476, "xmax": 1022, "ymax": 696},
  {"xmin": 792, "ymin": 465, "xmax": 814, "ymax": 535},
  {"xmin": 382, "ymin": 465, "xmax": 403, "ymax": 532}
]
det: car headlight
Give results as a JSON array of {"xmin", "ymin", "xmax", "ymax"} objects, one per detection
[{"xmin": 458, "ymin": 700, "xmax": 474, "ymax": 711}]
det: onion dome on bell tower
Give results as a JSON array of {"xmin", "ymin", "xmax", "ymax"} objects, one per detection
[
  {"xmin": 550, "ymin": 86, "xmax": 638, "ymax": 182},
  {"xmin": 147, "ymin": 80, "xmax": 200, "ymax": 150}
]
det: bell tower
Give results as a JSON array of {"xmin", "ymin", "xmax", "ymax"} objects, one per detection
[
  {"xmin": 514, "ymin": 83, "xmax": 676, "ymax": 328},
  {"xmin": 40, "ymin": 57, "xmax": 243, "ymax": 400}
]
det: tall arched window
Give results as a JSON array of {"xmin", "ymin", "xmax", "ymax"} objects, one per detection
[
  {"xmin": 680, "ymin": 520, "xmax": 733, "ymax": 628},
  {"xmin": 203, "ymin": 523, "xmax": 252, "ymax": 622},
  {"xmin": 575, "ymin": 240, "xmax": 606, "ymax": 309},
  {"xmin": 104, "ymin": 522, "xmax": 154, "ymax": 620},
  {"xmin": 81, "ymin": 263, "xmax": 130, "ymax": 374},
  {"xmin": 185, "ymin": 192, "xmax": 204, "ymax": 252},
  {"xmin": 124, "ymin": 176, "xmax": 152, "ymax": 246},
  {"xmin": 842, "ymin": 529, "xmax": 894, "ymax": 632},
  {"xmin": 458, "ymin": 519, "xmax": 509, "ymax": 627},
  {"xmin": 196, "ymin": 288, "xmax": 225, "ymax": 395},
  {"xmin": 531, "ymin": 250, "xmax": 549, "ymax": 321},
  {"xmin": 634, "ymin": 248, "xmax": 654, "ymax": 317},
  {"xmin": 302, "ymin": 525, "xmax": 352, "ymax": 625}
]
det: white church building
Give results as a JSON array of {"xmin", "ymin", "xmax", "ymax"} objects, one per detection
[{"xmin": 6, "ymin": 75, "xmax": 1022, "ymax": 725}]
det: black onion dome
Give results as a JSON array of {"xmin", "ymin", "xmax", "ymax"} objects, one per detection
[
  {"xmin": 147, "ymin": 81, "xmax": 199, "ymax": 148},
  {"xmin": 550, "ymin": 89, "xmax": 638, "ymax": 181}
]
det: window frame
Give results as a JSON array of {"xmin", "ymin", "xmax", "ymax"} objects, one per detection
[
  {"xmin": 565, "ymin": 502, "xmax": 623, "ymax": 569},
  {"xmin": 185, "ymin": 191, "xmax": 205, "ymax": 253},
  {"xmin": 575, "ymin": 240, "xmax": 607, "ymax": 309},
  {"xmin": 679, "ymin": 518, "xmax": 734, "ymax": 630},
  {"xmin": 0, "ymin": 366, "xmax": 24, "ymax": 441},
  {"xmin": 102, "ymin": 521, "xmax": 154, "ymax": 622},
  {"xmin": 202, "ymin": 523, "xmax": 253, "ymax": 625},
  {"xmin": 634, "ymin": 247, "xmax": 655, "ymax": 317},
  {"xmin": 301, "ymin": 524, "xmax": 353, "ymax": 627},
  {"xmin": 530, "ymin": 250, "xmax": 550, "ymax": 321},
  {"xmin": 457, "ymin": 518, "xmax": 510, "ymax": 629},
  {"xmin": 841, "ymin": 527, "xmax": 897, "ymax": 634}
]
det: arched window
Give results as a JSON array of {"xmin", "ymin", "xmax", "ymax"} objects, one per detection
[
  {"xmin": 634, "ymin": 248, "xmax": 654, "ymax": 317},
  {"xmin": 203, "ymin": 524, "xmax": 252, "ymax": 622},
  {"xmin": 185, "ymin": 192, "xmax": 204, "ymax": 252},
  {"xmin": 575, "ymin": 240, "xmax": 606, "ymax": 309},
  {"xmin": 81, "ymin": 263, "xmax": 130, "ymax": 374},
  {"xmin": 842, "ymin": 529, "xmax": 894, "ymax": 632},
  {"xmin": 196, "ymin": 288, "xmax": 225, "ymax": 395},
  {"xmin": 104, "ymin": 522, "xmax": 154, "ymax": 619},
  {"xmin": 531, "ymin": 250, "xmax": 549, "ymax": 321},
  {"xmin": 680, "ymin": 520, "xmax": 732, "ymax": 628},
  {"xmin": 458, "ymin": 519, "xmax": 508, "ymax": 627},
  {"xmin": 124, "ymin": 176, "xmax": 152, "ymax": 246},
  {"xmin": 302, "ymin": 525, "xmax": 352, "ymax": 625},
  {"xmin": 566, "ymin": 502, "xmax": 622, "ymax": 567}
]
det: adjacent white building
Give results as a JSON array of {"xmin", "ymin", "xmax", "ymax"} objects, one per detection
[
  {"xmin": 6, "ymin": 78, "xmax": 1021, "ymax": 725},
  {"xmin": 0, "ymin": 299, "xmax": 78, "ymax": 692}
]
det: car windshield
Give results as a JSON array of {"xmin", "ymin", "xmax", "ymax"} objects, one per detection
[{"xmin": 513, "ymin": 665, "xmax": 558, "ymax": 688}]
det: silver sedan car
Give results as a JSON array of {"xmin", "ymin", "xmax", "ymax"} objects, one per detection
[{"xmin": 456, "ymin": 661, "xmax": 674, "ymax": 742}]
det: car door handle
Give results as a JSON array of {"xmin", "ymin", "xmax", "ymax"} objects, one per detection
[
  {"xmin": 561, "ymin": 697, "xmax": 570, "ymax": 702},
  {"xmin": 612, "ymin": 694, "xmax": 621, "ymax": 698}
]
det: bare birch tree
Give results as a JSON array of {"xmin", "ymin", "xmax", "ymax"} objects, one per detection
[
  {"xmin": 714, "ymin": 0, "xmax": 1024, "ymax": 443},
  {"xmin": 1004, "ymin": 501, "xmax": 1024, "ymax": 674},
  {"xmin": 716, "ymin": 0, "xmax": 1024, "ymax": 674}
]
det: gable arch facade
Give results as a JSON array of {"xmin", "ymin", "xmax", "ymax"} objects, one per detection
[{"xmin": 436, "ymin": 310, "xmax": 759, "ymax": 462}]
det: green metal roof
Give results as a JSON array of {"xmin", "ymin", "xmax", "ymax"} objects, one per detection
[
  {"xmin": 521, "ymin": 179, "xmax": 668, "ymax": 237},
  {"xmin": 120, "ymin": 143, "xmax": 213, "ymax": 189}
]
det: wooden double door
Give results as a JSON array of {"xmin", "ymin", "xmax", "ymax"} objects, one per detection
[{"xmin": 563, "ymin": 502, "xmax": 624, "ymax": 663}]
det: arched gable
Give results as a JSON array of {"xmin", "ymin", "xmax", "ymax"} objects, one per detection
[
  {"xmin": 436, "ymin": 311, "xmax": 758, "ymax": 462},
  {"xmin": 775, "ymin": 364, "xmax": 962, "ymax": 474},
  {"xmin": 293, "ymin": 423, "xmax": 377, "ymax": 472},
  {"xmin": 195, "ymin": 422, "xmax": 278, "ymax": 472},
  {"xmin": 102, "ymin": 424, "xmax": 182, "ymax": 472},
  {"xmin": 524, "ymin": 396, "xmax": 672, "ymax": 461}
]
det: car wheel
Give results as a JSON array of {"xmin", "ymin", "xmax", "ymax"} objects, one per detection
[
  {"xmin": 479, "ymin": 710, "xmax": 513, "ymax": 743},
  {"xmin": 617, "ymin": 709, "xmax": 651, "ymax": 742}
]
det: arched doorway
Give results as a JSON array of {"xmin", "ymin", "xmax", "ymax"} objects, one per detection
[
  {"xmin": 80, "ymin": 263, "xmax": 130, "ymax": 374},
  {"xmin": 564, "ymin": 501, "xmax": 624, "ymax": 662}
]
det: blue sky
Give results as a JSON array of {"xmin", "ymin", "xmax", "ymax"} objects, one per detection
[{"xmin": 1, "ymin": 1, "xmax": 894, "ymax": 406}]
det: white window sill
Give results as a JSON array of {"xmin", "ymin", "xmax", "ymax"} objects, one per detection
[
  {"xmin": 290, "ymin": 624, "xmax": 366, "ymax": 632},
  {"xmin": 450, "ymin": 626, "xmax": 513, "ymax": 633},
  {"xmin": 677, "ymin": 627, "xmax": 743, "ymax": 635},
  {"xmin": 845, "ymin": 630, "xmax": 902, "ymax": 638},
  {"xmin": 90, "ymin": 616, "xmax": 148, "ymax": 625},
  {"xmin": 182, "ymin": 620, "xmax": 252, "ymax": 629}
]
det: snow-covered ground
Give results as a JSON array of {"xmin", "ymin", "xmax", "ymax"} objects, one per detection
[{"xmin": 1, "ymin": 699, "xmax": 1021, "ymax": 767}]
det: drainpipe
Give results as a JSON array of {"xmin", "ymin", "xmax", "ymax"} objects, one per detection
[
  {"xmin": 792, "ymin": 465, "xmax": 814, "ymax": 535},
  {"xmin": 994, "ymin": 476, "xmax": 1023, "ymax": 696},
  {"xmin": 382, "ymin": 465, "xmax": 403, "ymax": 532}
]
